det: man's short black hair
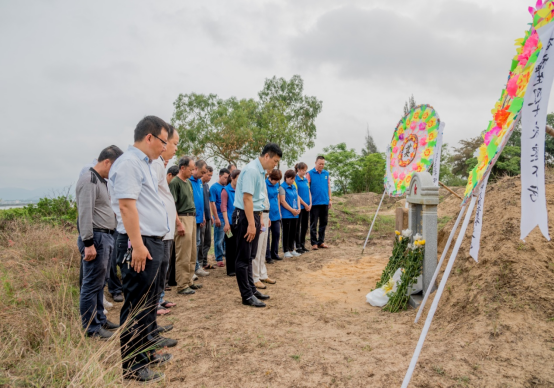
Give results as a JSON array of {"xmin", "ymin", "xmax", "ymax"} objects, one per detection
[
  {"xmin": 316, "ymin": 155, "xmax": 326, "ymax": 162},
  {"xmin": 219, "ymin": 168, "xmax": 230, "ymax": 177},
  {"xmin": 206, "ymin": 166, "xmax": 213, "ymax": 173},
  {"xmin": 261, "ymin": 143, "xmax": 283, "ymax": 158},
  {"xmin": 134, "ymin": 116, "xmax": 170, "ymax": 142},
  {"xmin": 98, "ymin": 145, "xmax": 123, "ymax": 163},
  {"xmin": 178, "ymin": 156, "xmax": 193, "ymax": 169},
  {"xmin": 167, "ymin": 165, "xmax": 179, "ymax": 176},
  {"xmin": 167, "ymin": 124, "xmax": 175, "ymax": 140},
  {"xmin": 195, "ymin": 160, "xmax": 207, "ymax": 169}
]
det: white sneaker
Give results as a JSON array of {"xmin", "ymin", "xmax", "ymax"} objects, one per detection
[
  {"xmin": 196, "ymin": 268, "xmax": 210, "ymax": 277},
  {"xmin": 284, "ymin": 252, "xmax": 293, "ymax": 258},
  {"xmin": 291, "ymin": 251, "xmax": 301, "ymax": 257},
  {"xmin": 193, "ymin": 274, "xmax": 199, "ymax": 281},
  {"xmin": 103, "ymin": 296, "xmax": 113, "ymax": 309}
]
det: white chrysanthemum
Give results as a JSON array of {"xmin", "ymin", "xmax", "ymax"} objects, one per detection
[
  {"xmin": 402, "ymin": 229, "xmax": 413, "ymax": 238},
  {"xmin": 407, "ymin": 243, "xmax": 416, "ymax": 250},
  {"xmin": 414, "ymin": 233, "xmax": 423, "ymax": 241}
]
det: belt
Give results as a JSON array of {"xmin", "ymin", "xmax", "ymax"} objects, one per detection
[
  {"xmin": 263, "ymin": 210, "xmax": 269, "ymax": 213},
  {"xmin": 119, "ymin": 233, "xmax": 164, "ymax": 240},
  {"xmin": 93, "ymin": 228, "xmax": 115, "ymax": 235},
  {"xmin": 178, "ymin": 212, "xmax": 196, "ymax": 217},
  {"xmin": 254, "ymin": 211, "xmax": 262, "ymax": 216}
]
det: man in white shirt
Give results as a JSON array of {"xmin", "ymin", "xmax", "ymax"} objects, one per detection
[{"xmin": 151, "ymin": 126, "xmax": 180, "ymax": 317}]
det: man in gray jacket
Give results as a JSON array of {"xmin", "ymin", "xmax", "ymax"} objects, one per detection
[{"xmin": 76, "ymin": 145, "xmax": 123, "ymax": 340}]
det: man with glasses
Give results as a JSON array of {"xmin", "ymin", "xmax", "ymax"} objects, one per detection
[{"xmin": 108, "ymin": 116, "xmax": 173, "ymax": 383}]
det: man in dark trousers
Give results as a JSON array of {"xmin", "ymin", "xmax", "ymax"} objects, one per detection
[
  {"xmin": 108, "ymin": 116, "xmax": 173, "ymax": 383},
  {"xmin": 307, "ymin": 156, "xmax": 332, "ymax": 250},
  {"xmin": 233, "ymin": 143, "xmax": 282, "ymax": 307},
  {"xmin": 76, "ymin": 145, "xmax": 123, "ymax": 340}
]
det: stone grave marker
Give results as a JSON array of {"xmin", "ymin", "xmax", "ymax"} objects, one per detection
[{"xmin": 406, "ymin": 171, "xmax": 439, "ymax": 308}]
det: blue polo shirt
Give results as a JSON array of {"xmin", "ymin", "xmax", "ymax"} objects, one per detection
[
  {"xmin": 189, "ymin": 175, "xmax": 204, "ymax": 224},
  {"xmin": 295, "ymin": 175, "xmax": 310, "ymax": 209},
  {"xmin": 234, "ymin": 158, "xmax": 267, "ymax": 212},
  {"xmin": 308, "ymin": 168, "xmax": 330, "ymax": 206},
  {"xmin": 209, "ymin": 182, "xmax": 226, "ymax": 222},
  {"xmin": 266, "ymin": 178, "xmax": 281, "ymax": 222},
  {"xmin": 280, "ymin": 182, "xmax": 299, "ymax": 219},
  {"xmin": 224, "ymin": 185, "xmax": 236, "ymax": 225}
]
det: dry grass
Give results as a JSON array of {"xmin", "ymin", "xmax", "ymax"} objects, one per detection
[{"xmin": 0, "ymin": 220, "xmax": 123, "ymax": 387}]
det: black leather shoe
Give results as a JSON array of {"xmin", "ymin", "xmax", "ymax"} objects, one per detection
[
  {"xmin": 152, "ymin": 324, "xmax": 173, "ymax": 335},
  {"xmin": 177, "ymin": 287, "xmax": 195, "ymax": 295},
  {"xmin": 254, "ymin": 291, "xmax": 270, "ymax": 300},
  {"xmin": 86, "ymin": 327, "xmax": 113, "ymax": 340},
  {"xmin": 242, "ymin": 295, "xmax": 266, "ymax": 307},
  {"xmin": 124, "ymin": 368, "xmax": 165, "ymax": 383},
  {"xmin": 149, "ymin": 335, "xmax": 178, "ymax": 349},
  {"xmin": 266, "ymin": 258, "xmax": 275, "ymax": 264},
  {"xmin": 190, "ymin": 284, "xmax": 203, "ymax": 290},
  {"xmin": 112, "ymin": 293, "xmax": 124, "ymax": 303},
  {"xmin": 273, "ymin": 255, "xmax": 283, "ymax": 261},
  {"xmin": 102, "ymin": 320, "xmax": 120, "ymax": 331},
  {"xmin": 150, "ymin": 353, "xmax": 173, "ymax": 366},
  {"xmin": 227, "ymin": 272, "xmax": 236, "ymax": 276}
]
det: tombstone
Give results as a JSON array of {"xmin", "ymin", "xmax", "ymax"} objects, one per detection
[{"xmin": 406, "ymin": 172, "xmax": 439, "ymax": 308}]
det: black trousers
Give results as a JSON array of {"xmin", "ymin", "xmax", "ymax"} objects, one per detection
[
  {"xmin": 233, "ymin": 208, "xmax": 260, "ymax": 300},
  {"xmin": 310, "ymin": 205, "xmax": 329, "ymax": 246},
  {"xmin": 107, "ymin": 230, "xmax": 123, "ymax": 296},
  {"xmin": 265, "ymin": 219, "xmax": 281, "ymax": 260},
  {"xmin": 225, "ymin": 224, "xmax": 238, "ymax": 275},
  {"xmin": 295, "ymin": 209, "xmax": 309, "ymax": 249},
  {"xmin": 282, "ymin": 218, "xmax": 297, "ymax": 253},
  {"xmin": 117, "ymin": 234, "xmax": 163, "ymax": 373},
  {"xmin": 168, "ymin": 240, "xmax": 177, "ymax": 286}
]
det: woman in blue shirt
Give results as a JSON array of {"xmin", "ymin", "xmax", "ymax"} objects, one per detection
[
  {"xmin": 294, "ymin": 162, "xmax": 312, "ymax": 253},
  {"xmin": 222, "ymin": 169, "xmax": 240, "ymax": 276},
  {"xmin": 280, "ymin": 169, "xmax": 301, "ymax": 258},
  {"xmin": 265, "ymin": 169, "xmax": 282, "ymax": 263}
]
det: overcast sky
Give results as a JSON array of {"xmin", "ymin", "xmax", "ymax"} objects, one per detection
[{"xmin": 1, "ymin": 0, "xmax": 552, "ymax": 191}]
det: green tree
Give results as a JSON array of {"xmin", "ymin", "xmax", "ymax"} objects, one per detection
[
  {"xmin": 403, "ymin": 95, "xmax": 417, "ymax": 116},
  {"xmin": 361, "ymin": 125, "xmax": 378, "ymax": 156},
  {"xmin": 172, "ymin": 93, "xmax": 258, "ymax": 165},
  {"xmin": 171, "ymin": 75, "xmax": 322, "ymax": 166},
  {"xmin": 254, "ymin": 75, "xmax": 323, "ymax": 166},
  {"xmin": 322, "ymin": 143, "xmax": 360, "ymax": 195},
  {"xmin": 350, "ymin": 152, "xmax": 386, "ymax": 193}
]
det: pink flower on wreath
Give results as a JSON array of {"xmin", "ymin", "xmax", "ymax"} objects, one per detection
[
  {"xmin": 390, "ymin": 158, "xmax": 396, "ymax": 167},
  {"xmin": 419, "ymin": 137, "xmax": 428, "ymax": 147},
  {"xmin": 392, "ymin": 146, "xmax": 399, "ymax": 153},
  {"xmin": 393, "ymin": 171, "xmax": 399, "ymax": 179},
  {"xmin": 507, "ymin": 74, "xmax": 519, "ymax": 98},
  {"xmin": 418, "ymin": 122, "xmax": 427, "ymax": 131},
  {"xmin": 399, "ymin": 172, "xmax": 406, "ymax": 180},
  {"xmin": 410, "ymin": 122, "xmax": 417, "ymax": 130},
  {"xmin": 518, "ymin": 32, "xmax": 539, "ymax": 66},
  {"xmin": 484, "ymin": 126, "xmax": 502, "ymax": 145},
  {"xmin": 410, "ymin": 163, "xmax": 417, "ymax": 171}
]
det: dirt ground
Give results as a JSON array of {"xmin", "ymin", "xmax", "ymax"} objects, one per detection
[{"xmin": 111, "ymin": 179, "xmax": 554, "ymax": 388}]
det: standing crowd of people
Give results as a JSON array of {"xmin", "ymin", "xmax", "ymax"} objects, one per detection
[{"xmin": 75, "ymin": 115, "xmax": 332, "ymax": 382}]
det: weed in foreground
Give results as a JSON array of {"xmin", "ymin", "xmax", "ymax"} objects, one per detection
[{"xmin": 0, "ymin": 220, "xmax": 123, "ymax": 387}]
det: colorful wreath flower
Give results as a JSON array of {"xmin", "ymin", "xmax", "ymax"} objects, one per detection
[
  {"xmin": 384, "ymin": 104, "xmax": 441, "ymax": 196},
  {"xmin": 464, "ymin": 0, "xmax": 554, "ymax": 201}
]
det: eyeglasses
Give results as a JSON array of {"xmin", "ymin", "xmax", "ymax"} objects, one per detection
[{"xmin": 151, "ymin": 134, "xmax": 168, "ymax": 146}]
